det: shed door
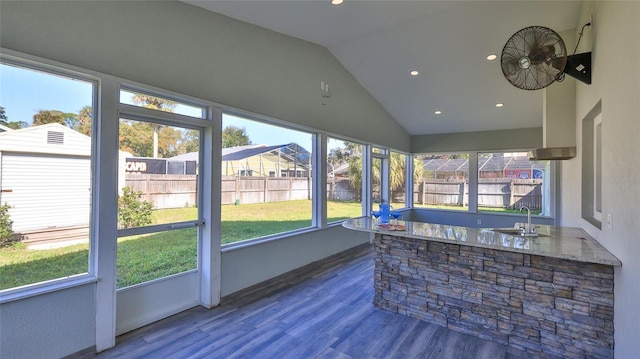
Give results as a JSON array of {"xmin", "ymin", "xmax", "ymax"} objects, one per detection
[{"xmin": 1, "ymin": 153, "xmax": 91, "ymax": 232}]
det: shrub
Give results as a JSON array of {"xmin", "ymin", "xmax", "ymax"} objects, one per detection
[
  {"xmin": 0, "ymin": 202, "xmax": 15, "ymax": 247},
  {"xmin": 118, "ymin": 187, "xmax": 154, "ymax": 229}
]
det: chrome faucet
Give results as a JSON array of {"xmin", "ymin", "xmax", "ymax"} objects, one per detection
[{"xmin": 519, "ymin": 205, "xmax": 538, "ymax": 236}]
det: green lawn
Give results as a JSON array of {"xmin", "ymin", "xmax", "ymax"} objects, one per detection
[{"xmin": 0, "ymin": 200, "xmax": 362, "ymax": 290}]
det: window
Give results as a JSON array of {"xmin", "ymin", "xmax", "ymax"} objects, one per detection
[
  {"xmin": 478, "ymin": 152, "xmax": 548, "ymax": 215},
  {"xmin": 327, "ymin": 137, "xmax": 363, "ymax": 223},
  {"xmin": 581, "ymin": 101, "xmax": 603, "ymax": 228},
  {"xmin": 119, "ymin": 88, "xmax": 206, "ymax": 119},
  {"xmin": 413, "ymin": 153, "xmax": 470, "ymax": 211},
  {"xmin": 0, "ymin": 61, "xmax": 96, "ymax": 291},
  {"xmin": 389, "ymin": 151, "xmax": 408, "ymax": 209},
  {"xmin": 371, "ymin": 156, "xmax": 384, "ymax": 211},
  {"xmin": 221, "ymin": 113, "xmax": 314, "ymax": 245},
  {"xmin": 413, "ymin": 152, "xmax": 552, "ymax": 217}
]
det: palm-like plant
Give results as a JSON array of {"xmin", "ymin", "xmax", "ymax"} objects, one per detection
[{"xmin": 131, "ymin": 93, "xmax": 177, "ymax": 158}]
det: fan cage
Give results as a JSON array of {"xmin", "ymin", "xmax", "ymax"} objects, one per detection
[{"xmin": 501, "ymin": 26, "xmax": 568, "ymax": 90}]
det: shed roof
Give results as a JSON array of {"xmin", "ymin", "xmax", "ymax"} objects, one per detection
[{"xmin": 0, "ymin": 123, "xmax": 91, "ymax": 156}]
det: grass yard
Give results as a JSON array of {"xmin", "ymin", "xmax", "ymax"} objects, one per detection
[{"xmin": 0, "ymin": 200, "xmax": 363, "ymax": 290}]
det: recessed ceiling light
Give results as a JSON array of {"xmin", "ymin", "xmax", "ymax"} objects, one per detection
[
  {"xmin": 486, "ymin": 54, "xmax": 498, "ymax": 61},
  {"xmin": 496, "ymin": 103, "xmax": 504, "ymax": 108},
  {"xmin": 434, "ymin": 110, "xmax": 442, "ymax": 115},
  {"xmin": 331, "ymin": 0, "xmax": 344, "ymax": 5},
  {"xmin": 410, "ymin": 70, "xmax": 419, "ymax": 76}
]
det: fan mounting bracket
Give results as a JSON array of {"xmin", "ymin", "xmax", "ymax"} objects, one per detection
[{"xmin": 564, "ymin": 52, "xmax": 592, "ymax": 85}]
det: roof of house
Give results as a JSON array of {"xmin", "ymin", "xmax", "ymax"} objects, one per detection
[{"xmin": 169, "ymin": 143, "xmax": 310, "ymax": 165}]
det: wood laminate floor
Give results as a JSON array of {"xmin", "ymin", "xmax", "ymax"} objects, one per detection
[{"xmin": 83, "ymin": 245, "xmax": 535, "ymax": 359}]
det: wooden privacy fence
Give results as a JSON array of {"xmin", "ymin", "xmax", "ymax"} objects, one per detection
[
  {"xmin": 327, "ymin": 178, "xmax": 359, "ymax": 201},
  {"xmin": 126, "ymin": 174, "xmax": 541, "ymax": 210},
  {"xmin": 126, "ymin": 174, "xmax": 198, "ymax": 209},
  {"xmin": 125, "ymin": 174, "xmax": 313, "ymax": 209},
  {"xmin": 221, "ymin": 176, "xmax": 311, "ymax": 205},
  {"xmin": 413, "ymin": 178, "xmax": 543, "ymax": 210}
]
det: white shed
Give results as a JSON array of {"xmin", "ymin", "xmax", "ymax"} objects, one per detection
[{"xmin": 0, "ymin": 124, "xmax": 93, "ymax": 233}]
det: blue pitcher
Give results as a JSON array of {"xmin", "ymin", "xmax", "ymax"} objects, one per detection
[{"xmin": 379, "ymin": 203, "xmax": 391, "ymax": 224}]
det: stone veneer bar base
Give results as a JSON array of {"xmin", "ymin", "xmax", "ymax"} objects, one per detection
[{"xmin": 373, "ymin": 233, "xmax": 615, "ymax": 358}]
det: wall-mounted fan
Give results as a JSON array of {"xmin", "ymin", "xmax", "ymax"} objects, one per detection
[{"xmin": 501, "ymin": 25, "xmax": 592, "ymax": 90}]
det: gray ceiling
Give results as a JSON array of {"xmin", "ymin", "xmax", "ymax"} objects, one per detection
[{"xmin": 182, "ymin": 1, "xmax": 583, "ymax": 136}]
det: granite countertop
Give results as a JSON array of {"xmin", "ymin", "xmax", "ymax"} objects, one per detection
[{"xmin": 343, "ymin": 217, "xmax": 621, "ymax": 266}]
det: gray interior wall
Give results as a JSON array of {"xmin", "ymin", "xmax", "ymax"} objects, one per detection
[
  {"xmin": 0, "ymin": 0, "xmax": 410, "ymax": 151},
  {"xmin": 0, "ymin": 284, "xmax": 95, "ymax": 359},
  {"xmin": 221, "ymin": 226, "xmax": 370, "ymax": 297},
  {"xmin": 557, "ymin": 2, "xmax": 640, "ymax": 357},
  {"xmin": 411, "ymin": 127, "xmax": 542, "ymax": 153}
]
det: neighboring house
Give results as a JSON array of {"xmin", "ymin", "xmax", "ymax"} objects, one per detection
[
  {"xmin": 422, "ymin": 155, "xmax": 546, "ymax": 180},
  {"xmin": 168, "ymin": 143, "xmax": 312, "ymax": 177}
]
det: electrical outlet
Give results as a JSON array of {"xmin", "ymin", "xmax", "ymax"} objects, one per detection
[{"xmin": 607, "ymin": 213, "xmax": 612, "ymax": 229}]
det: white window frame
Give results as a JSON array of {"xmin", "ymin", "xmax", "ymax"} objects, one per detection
[
  {"xmin": 326, "ymin": 135, "xmax": 367, "ymax": 224},
  {"xmin": 0, "ymin": 51, "xmax": 101, "ymax": 304},
  {"xmin": 412, "ymin": 151, "xmax": 556, "ymax": 219},
  {"xmin": 219, "ymin": 109, "xmax": 322, "ymax": 250}
]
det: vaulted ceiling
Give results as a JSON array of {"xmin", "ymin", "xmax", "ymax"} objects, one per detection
[{"xmin": 182, "ymin": 1, "xmax": 583, "ymax": 136}]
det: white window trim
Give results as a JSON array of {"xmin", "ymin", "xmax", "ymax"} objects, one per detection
[
  {"xmin": 0, "ymin": 50, "xmax": 102, "ymax": 301},
  {"xmin": 411, "ymin": 151, "xmax": 556, "ymax": 219}
]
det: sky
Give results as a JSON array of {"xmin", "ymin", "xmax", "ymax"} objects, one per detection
[
  {"xmin": 0, "ymin": 63, "xmax": 93, "ymax": 123},
  {"xmin": 1, "ymin": 63, "xmax": 317, "ymax": 151}
]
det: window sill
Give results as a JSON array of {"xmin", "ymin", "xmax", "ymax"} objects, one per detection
[
  {"xmin": 0, "ymin": 274, "xmax": 97, "ymax": 304},
  {"xmin": 221, "ymin": 224, "xmax": 349, "ymax": 253}
]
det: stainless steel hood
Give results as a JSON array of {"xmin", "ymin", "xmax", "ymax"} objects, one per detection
[
  {"xmin": 529, "ymin": 73, "xmax": 578, "ymax": 161},
  {"xmin": 528, "ymin": 146, "xmax": 576, "ymax": 161}
]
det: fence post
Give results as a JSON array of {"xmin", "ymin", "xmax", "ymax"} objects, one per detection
[
  {"xmin": 509, "ymin": 179, "xmax": 515, "ymax": 209},
  {"xmin": 463, "ymin": 180, "xmax": 468, "ymax": 207},
  {"xmin": 290, "ymin": 178, "xmax": 294, "ymax": 201},
  {"xmin": 235, "ymin": 176, "xmax": 240, "ymax": 204},
  {"xmin": 421, "ymin": 179, "xmax": 426, "ymax": 205},
  {"xmin": 145, "ymin": 176, "xmax": 151, "ymax": 202},
  {"xmin": 264, "ymin": 177, "xmax": 269, "ymax": 203}
]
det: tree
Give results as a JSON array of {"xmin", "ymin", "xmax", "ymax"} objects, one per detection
[
  {"xmin": 178, "ymin": 129, "xmax": 200, "ymax": 154},
  {"xmin": 132, "ymin": 93, "xmax": 177, "ymax": 158},
  {"xmin": 32, "ymin": 109, "xmax": 77, "ymax": 127},
  {"xmin": 3, "ymin": 121, "xmax": 28, "ymax": 130},
  {"xmin": 0, "ymin": 106, "xmax": 28, "ymax": 129},
  {"xmin": 119, "ymin": 119, "xmax": 183, "ymax": 158},
  {"xmin": 222, "ymin": 125, "xmax": 251, "ymax": 148},
  {"xmin": 74, "ymin": 106, "xmax": 92, "ymax": 136},
  {"xmin": 132, "ymin": 94, "xmax": 177, "ymax": 112}
]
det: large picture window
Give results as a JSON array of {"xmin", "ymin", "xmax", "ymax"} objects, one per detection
[
  {"xmin": 413, "ymin": 152, "xmax": 551, "ymax": 217},
  {"xmin": 221, "ymin": 113, "xmax": 314, "ymax": 245},
  {"xmin": 0, "ymin": 62, "xmax": 95, "ymax": 291},
  {"xmin": 478, "ymin": 152, "xmax": 548, "ymax": 215},
  {"xmin": 414, "ymin": 153, "xmax": 470, "ymax": 211}
]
